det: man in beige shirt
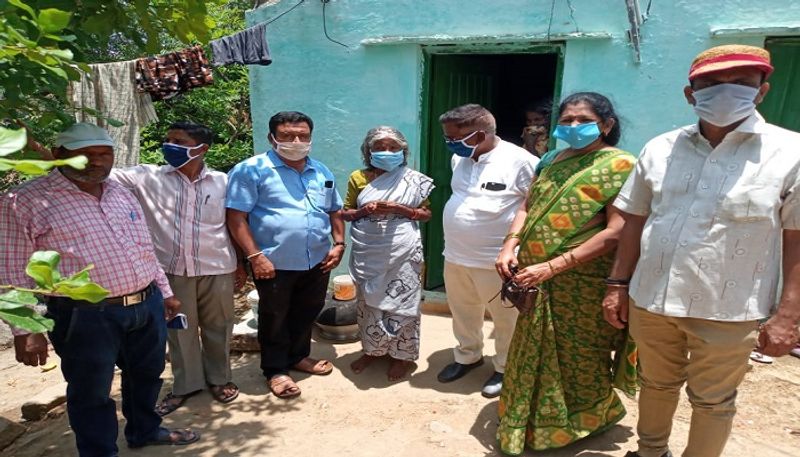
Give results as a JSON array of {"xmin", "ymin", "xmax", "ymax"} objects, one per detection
[
  {"xmin": 112, "ymin": 121, "xmax": 246, "ymax": 415},
  {"xmin": 603, "ymin": 45, "xmax": 800, "ymax": 457}
]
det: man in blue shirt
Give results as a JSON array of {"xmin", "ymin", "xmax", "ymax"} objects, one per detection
[{"xmin": 226, "ymin": 111, "xmax": 345, "ymax": 399}]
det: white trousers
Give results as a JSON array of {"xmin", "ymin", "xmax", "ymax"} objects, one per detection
[{"xmin": 443, "ymin": 261, "xmax": 519, "ymax": 373}]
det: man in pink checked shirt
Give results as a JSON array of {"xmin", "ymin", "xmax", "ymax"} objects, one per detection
[{"xmin": 0, "ymin": 123, "xmax": 199, "ymax": 456}]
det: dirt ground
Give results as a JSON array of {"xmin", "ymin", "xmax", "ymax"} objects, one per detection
[{"xmin": 1, "ymin": 312, "xmax": 799, "ymax": 457}]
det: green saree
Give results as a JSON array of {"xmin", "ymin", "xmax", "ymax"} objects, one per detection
[{"xmin": 497, "ymin": 148, "xmax": 638, "ymax": 455}]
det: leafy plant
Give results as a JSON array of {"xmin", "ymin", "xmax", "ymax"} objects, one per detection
[{"xmin": 0, "ymin": 127, "xmax": 109, "ymax": 332}]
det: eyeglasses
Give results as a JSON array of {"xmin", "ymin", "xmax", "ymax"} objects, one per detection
[
  {"xmin": 273, "ymin": 133, "xmax": 312, "ymax": 142},
  {"xmin": 443, "ymin": 130, "xmax": 481, "ymax": 143}
]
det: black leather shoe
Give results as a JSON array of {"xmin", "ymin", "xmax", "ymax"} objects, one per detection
[
  {"xmin": 624, "ymin": 451, "xmax": 673, "ymax": 457},
  {"xmin": 436, "ymin": 359, "xmax": 484, "ymax": 383},
  {"xmin": 481, "ymin": 371, "xmax": 503, "ymax": 398}
]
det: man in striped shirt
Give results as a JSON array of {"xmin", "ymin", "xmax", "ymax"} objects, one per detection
[
  {"xmin": 111, "ymin": 121, "xmax": 246, "ymax": 415},
  {"xmin": 0, "ymin": 123, "xmax": 199, "ymax": 455}
]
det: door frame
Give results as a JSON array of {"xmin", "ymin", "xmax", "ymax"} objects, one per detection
[{"xmin": 418, "ymin": 42, "xmax": 566, "ymax": 290}]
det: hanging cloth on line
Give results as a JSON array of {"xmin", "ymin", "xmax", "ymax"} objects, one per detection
[
  {"xmin": 135, "ymin": 45, "xmax": 214, "ymax": 101},
  {"xmin": 68, "ymin": 60, "xmax": 158, "ymax": 167},
  {"xmin": 210, "ymin": 22, "xmax": 272, "ymax": 67}
]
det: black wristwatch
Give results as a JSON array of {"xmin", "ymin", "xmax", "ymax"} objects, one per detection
[{"xmin": 333, "ymin": 241, "xmax": 346, "ymax": 248}]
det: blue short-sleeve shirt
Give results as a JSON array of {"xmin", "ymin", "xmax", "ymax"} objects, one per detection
[{"xmin": 225, "ymin": 150, "xmax": 343, "ymax": 271}]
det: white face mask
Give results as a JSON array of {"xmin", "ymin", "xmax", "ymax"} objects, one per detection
[
  {"xmin": 271, "ymin": 135, "xmax": 311, "ymax": 161},
  {"xmin": 692, "ymin": 83, "xmax": 760, "ymax": 127}
]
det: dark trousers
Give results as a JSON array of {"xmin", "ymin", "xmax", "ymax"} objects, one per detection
[
  {"xmin": 254, "ymin": 264, "xmax": 329, "ymax": 378},
  {"xmin": 46, "ymin": 286, "xmax": 167, "ymax": 457}
]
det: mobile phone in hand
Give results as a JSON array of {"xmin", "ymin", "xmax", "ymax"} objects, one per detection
[{"xmin": 167, "ymin": 313, "xmax": 188, "ymax": 330}]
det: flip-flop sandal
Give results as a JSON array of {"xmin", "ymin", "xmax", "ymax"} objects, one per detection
[
  {"xmin": 791, "ymin": 346, "xmax": 800, "ymax": 359},
  {"xmin": 129, "ymin": 428, "xmax": 200, "ymax": 448},
  {"xmin": 210, "ymin": 382, "xmax": 240, "ymax": 404},
  {"xmin": 749, "ymin": 351, "xmax": 774, "ymax": 364},
  {"xmin": 155, "ymin": 390, "xmax": 200, "ymax": 416},
  {"xmin": 292, "ymin": 357, "xmax": 333, "ymax": 376},
  {"xmin": 269, "ymin": 375, "xmax": 301, "ymax": 399}
]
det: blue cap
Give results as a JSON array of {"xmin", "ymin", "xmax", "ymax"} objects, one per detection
[{"xmin": 55, "ymin": 123, "xmax": 115, "ymax": 150}]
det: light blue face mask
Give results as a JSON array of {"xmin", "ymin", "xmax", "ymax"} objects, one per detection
[
  {"xmin": 552, "ymin": 122, "xmax": 601, "ymax": 149},
  {"xmin": 370, "ymin": 150, "xmax": 405, "ymax": 171},
  {"xmin": 444, "ymin": 131, "xmax": 481, "ymax": 158}
]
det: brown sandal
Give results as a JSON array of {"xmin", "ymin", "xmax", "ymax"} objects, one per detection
[
  {"xmin": 210, "ymin": 382, "xmax": 239, "ymax": 404},
  {"xmin": 292, "ymin": 357, "xmax": 333, "ymax": 375},
  {"xmin": 268, "ymin": 375, "xmax": 301, "ymax": 399}
]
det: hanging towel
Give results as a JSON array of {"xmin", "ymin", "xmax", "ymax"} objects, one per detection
[
  {"xmin": 135, "ymin": 45, "xmax": 214, "ymax": 101},
  {"xmin": 68, "ymin": 60, "xmax": 158, "ymax": 167},
  {"xmin": 210, "ymin": 23, "xmax": 272, "ymax": 67}
]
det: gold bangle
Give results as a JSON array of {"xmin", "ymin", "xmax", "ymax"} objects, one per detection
[
  {"xmin": 246, "ymin": 251, "xmax": 263, "ymax": 260},
  {"xmin": 568, "ymin": 251, "xmax": 580, "ymax": 265},
  {"xmin": 504, "ymin": 232, "xmax": 521, "ymax": 242},
  {"xmin": 547, "ymin": 260, "xmax": 556, "ymax": 274}
]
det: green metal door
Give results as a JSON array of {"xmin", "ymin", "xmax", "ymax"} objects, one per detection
[
  {"xmin": 420, "ymin": 54, "xmax": 496, "ymax": 289},
  {"xmin": 761, "ymin": 38, "xmax": 800, "ymax": 130}
]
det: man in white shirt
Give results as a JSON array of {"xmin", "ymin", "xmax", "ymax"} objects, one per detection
[
  {"xmin": 603, "ymin": 45, "xmax": 800, "ymax": 457},
  {"xmin": 437, "ymin": 104, "xmax": 539, "ymax": 397},
  {"xmin": 112, "ymin": 121, "xmax": 246, "ymax": 415}
]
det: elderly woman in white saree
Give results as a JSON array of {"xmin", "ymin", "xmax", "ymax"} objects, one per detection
[{"xmin": 343, "ymin": 126, "xmax": 435, "ymax": 381}]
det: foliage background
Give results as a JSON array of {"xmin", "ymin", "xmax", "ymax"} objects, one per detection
[{"xmin": 0, "ymin": 0, "xmax": 255, "ymax": 186}]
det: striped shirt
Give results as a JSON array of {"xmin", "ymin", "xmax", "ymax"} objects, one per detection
[
  {"xmin": 111, "ymin": 164, "xmax": 237, "ymax": 276},
  {"xmin": 0, "ymin": 169, "xmax": 173, "ymax": 299}
]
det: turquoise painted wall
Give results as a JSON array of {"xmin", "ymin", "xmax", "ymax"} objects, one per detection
[{"xmin": 245, "ymin": 0, "xmax": 800, "ymax": 274}]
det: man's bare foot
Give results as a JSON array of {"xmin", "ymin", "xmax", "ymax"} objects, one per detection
[
  {"xmin": 350, "ymin": 354, "xmax": 379, "ymax": 374},
  {"xmin": 387, "ymin": 358, "xmax": 414, "ymax": 381}
]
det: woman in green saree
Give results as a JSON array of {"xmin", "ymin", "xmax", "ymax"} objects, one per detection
[{"xmin": 495, "ymin": 92, "xmax": 638, "ymax": 454}]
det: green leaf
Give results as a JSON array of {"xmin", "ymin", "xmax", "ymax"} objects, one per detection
[
  {"xmin": 0, "ymin": 155, "xmax": 87, "ymax": 175},
  {"xmin": 8, "ymin": 0, "xmax": 36, "ymax": 19},
  {"xmin": 0, "ymin": 307, "xmax": 53, "ymax": 333},
  {"xmin": 52, "ymin": 265, "xmax": 109, "ymax": 303},
  {"xmin": 0, "ymin": 290, "xmax": 38, "ymax": 308},
  {"xmin": 0, "ymin": 127, "xmax": 26, "ymax": 157},
  {"xmin": 40, "ymin": 48, "xmax": 74, "ymax": 60},
  {"xmin": 37, "ymin": 9, "xmax": 72, "ymax": 34},
  {"xmin": 53, "ymin": 282, "xmax": 109, "ymax": 303},
  {"xmin": 25, "ymin": 251, "xmax": 61, "ymax": 288}
]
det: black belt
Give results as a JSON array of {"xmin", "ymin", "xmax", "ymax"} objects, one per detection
[{"xmin": 48, "ymin": 284, "xmax": 155, "ymax": 307}]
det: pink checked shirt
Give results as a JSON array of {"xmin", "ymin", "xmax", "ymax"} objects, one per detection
[{"xmin": 0, "ymin": 170, "xmax": 173, "ymax": 306}]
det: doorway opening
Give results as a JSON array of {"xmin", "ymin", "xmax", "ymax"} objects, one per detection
[{"xmin": 420, "ymin": 47, "xmax": 563, "ymax": 290}]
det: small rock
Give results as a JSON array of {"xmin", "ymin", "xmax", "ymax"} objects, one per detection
[
  {"xmin": 429, "ymin": 420, "xmax": 452, "ymax": 434},
  {"xmin": 0, "ymin": 416, "xmax": 25, "ymax": 450},
  {"xmin": 21, "ymin": 382, "xmax": 67, "ymax": 421}
]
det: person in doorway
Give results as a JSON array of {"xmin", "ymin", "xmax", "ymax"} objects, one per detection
[
  {"xmin": 521, "ymin": 99, "xmax": 552, "ymax": 157},
  {"xmin": 603, "ymin": 44, "xmax": 800, "ymax": 457},
  {"xmin": 226, "ymin": 111, "xmax": 345, "ymax": 399},
  {"xmin": 0, "ymin": 123, "xmax": 199, "ymax": 456},
  {"xmin": 437, "ymin": 104, "xmax": 539, "ymax": 397},
  {"xmin": 343, "ymin": 126, "xmax": 434, "ymax": 381},
  {"xmin": 495, "ymin": 93, "xmax": 637, "ymax": 454},
  {"xmin": 111, "ymin": 121, "xmax": 246, "ymax": 416}
]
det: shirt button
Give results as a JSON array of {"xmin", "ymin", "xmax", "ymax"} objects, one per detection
[
  {"xmin": 727, "ymin": 164, "xmax": 739, "ymax": 171},
  {"xmin": 710, "ymin": 159, "xmax": 718, "ymax": 164},
  {"xmin": 660, "ymin": 237, "xmax": 670, "ymax": 244},
  {"xmin": 680, "ymin": 240, "xmax": 688, "ymax": 247},
  {"xmin": 701, "ymin": 184, "xmax": 709, "ymax": 190},
  {"xmin": 691, "ymin": 211, "xmax": 699, "ymax": 217},
  {"xmin": 690, "ymin": 292, "xmax": 702, "ymax": 300}
]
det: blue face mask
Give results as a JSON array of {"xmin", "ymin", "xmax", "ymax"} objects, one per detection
[
  {"xmin": 552, "ymin": 123, "xmax": 601, "ymax": 149},
  {"xmin": 444, "ymin": 131, "xmax": 481, "ymax": 158},
  {"xmin": 162, "ymin": 143, "xmax": 204, "ymax": 168},
  {"xmin": 370, "ymin": 150, "xmax": 405, "ymax": 172}
]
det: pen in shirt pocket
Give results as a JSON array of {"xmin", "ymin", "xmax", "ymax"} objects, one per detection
[{"xmin": 205, "ymin": 195, "xmax": 210, "ymax": 205}]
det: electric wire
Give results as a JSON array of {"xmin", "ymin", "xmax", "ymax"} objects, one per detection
[
  {"xmin": 545, "ymin": 0, "xmax": 556, "ymax": 41},
  {"xmin": 566, "ymin": 0, "xmax": 579, "ymax": 32},
  {"xmin": 322, "ymin": 0, "xmax": 350, "ymax": 48},
  {"xmin": 263, "ymin": 0, "xmax": 305, "ymax": 26}
]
